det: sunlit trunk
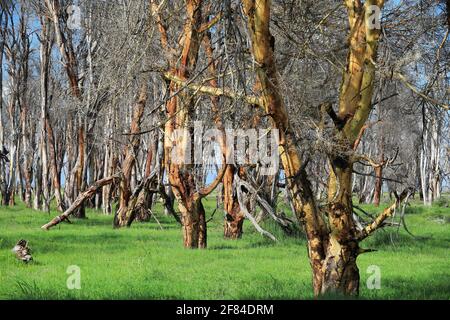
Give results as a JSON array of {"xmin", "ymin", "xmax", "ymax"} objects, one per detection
[
  {"xmin": 158, "ymin": 0, "xmax": 209, "ymax": 248},
  {"xmin": 243, "ymin": 0, "xmax": 385, "ymax": 296}
]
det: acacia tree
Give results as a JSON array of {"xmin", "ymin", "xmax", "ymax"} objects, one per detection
[
  {"xmin": 44, "ymin": 0, "xmax": 86, "ymax": 216},
  {"xmin": 152, "ymin": 0, "xmax": 227, "ymax": 248},
  {"xmin": 113, "ymin": 80, "xmax": 148, "ymax": 227},
  {"xmin": 239, "ymin": 0, "xmax": 449, "ymax": 296},
  {"xmin": 202, "ymin": 29, "xmax": 245, "ymax": 239},
  {"xmin": 9, "ymin": 0, "xmax": 447, "ymax": 298},
  {"xmin": 239, "ymin": 0, "xmax": 399, "ymax": 296}
]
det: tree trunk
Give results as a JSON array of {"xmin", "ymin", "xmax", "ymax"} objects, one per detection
[
  {"xmin": 243, "ymin": 0, "xmax": 385, "ymax": 297},
  {"xmin": 134, "ymin": 143, "xmax": 157, "ymax": 222},
  {"xmin": 324, "ymin": 159, "xmax": 360, "ymax": 295},
  {"xmin": 223, "ymin": 166, "xmax": 244, "ymax": 239},
  {"xmin": 156, "ymin": 0, "xmax": 212, "ymax": 248},
  {"xmin": 46, "ymin": 117, "xmax": 65, "ymax": 211},
  {"xmin": 320, "ymin": 239, "xmax": 360, "ymax": 295},
  {"xmin": 163, "ymin": 185, "xmax": 175, "ymax": 216},
  {"xmin": 33, "ymin": 155, "xmax": 43, "ymax": 210},
  {"xmin": 179, "ymin": 194, "xmax": 207, "ymax": 249},
  {"xmin": 20, "ymin": 63, "xmax": 32, "ymax": 208},
  {"xmin": 41, "ymin": 133, "xmax": 50, "ymax": 212},
  {"xmin": 373, "ymin": 166, "xmax": 383, "ymax": 207},
  {"xmin": 39, "ymin": 17, "xmax": 53, "ymax": 212},
  {"xmin": 114, "ymin": 82, "xmax": 148, "ymax": 228},
  {"xmin": 373, "ymin": 135, "xmax": 385, "ymax": 207},
  {"xmin": 72, "ymin": 125, "xmax": 86, "ymax": 218},
  {"xmin": 0, "ymin": 23, "xmax": 6, "ymax": 205},
  {"xmin": 102, "ymin": 109, "xmax": 114, "ymax": 214},
  {"xmin": 429, "ymin": 111, "xmax": 441, "ymax": 203}
]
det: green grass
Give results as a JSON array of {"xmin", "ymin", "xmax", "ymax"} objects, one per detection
[{"xmin": 0, "ymin": 197, "xmax": 449, "ymax": 300}]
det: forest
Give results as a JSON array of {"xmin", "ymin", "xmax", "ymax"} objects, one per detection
[{"xmin": 0, "ymin": 0, "xmax": 449, "ymax": 300}]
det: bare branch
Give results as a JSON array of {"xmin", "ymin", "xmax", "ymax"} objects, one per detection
[{"xmin": 357, "ymin": 189, "xmax": 410, "ymax": 240}]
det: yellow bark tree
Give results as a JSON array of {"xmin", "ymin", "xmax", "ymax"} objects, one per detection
[{"xmin": 242, "ymin": 0, "xmax": 404, "ymax": 296}]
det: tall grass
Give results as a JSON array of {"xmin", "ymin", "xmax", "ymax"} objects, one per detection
[{"xmin": 0, "ymin": 197, "xmax": 448, "ymax": 299}]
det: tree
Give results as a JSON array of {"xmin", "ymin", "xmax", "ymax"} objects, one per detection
[
  {"xmin": 44, "ymin": 0, "xmax": 85, "ymax": 216},
  {"xmin": 3, "ymin": 0, "xmax": 447, "ymax": 298},
  {"xmin": 153, "ymin": 0, "xmax": 227, "ymax": 248}
]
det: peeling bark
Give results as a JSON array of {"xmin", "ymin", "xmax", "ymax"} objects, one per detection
[
  {"xmin": 242, "ymin": 0, "xmax": 386, "ymax": 296},
  {"xmin": 243, "ymin": 0, "xmax": 328, "ymax": 295},
  {"xmin": 157, "ymin": 0, "xmax": 217, "ymax": 248},
  {"xmin": 223, "ymin": 166, "xmax": 245, "ymax": 239}
]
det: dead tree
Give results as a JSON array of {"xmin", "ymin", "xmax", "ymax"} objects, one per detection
[
  {"xmin": 45, "ymin": 0, "xmax": 84, "ymax": 216},
  {"xmin": 41, "ymin": 173, "xmax": 122, "ymax": 230}
]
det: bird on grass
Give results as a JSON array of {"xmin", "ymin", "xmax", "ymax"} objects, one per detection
[{"xmin": 12, "ymin": 239, "xmax": 33, "ymax": 263}]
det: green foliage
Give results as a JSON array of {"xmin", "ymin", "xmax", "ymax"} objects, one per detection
[{"xmin": 0, "ymin": 199, "xmax": 448, "ymax": 300}]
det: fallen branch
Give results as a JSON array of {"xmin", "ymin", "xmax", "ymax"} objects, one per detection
[
  {"xmin": 235, "ymin": 174, "xmax": 295, "ymax": 231},
  {"xmin": 357, "ymin": 189, "xmax": 409, "ymax": 240},
  {"xmin": 41, "ymin": 173, "xmax": 122, "ymax": 230},
  {"xmin": 236, "ymin": 175, "xmax": 277, "ymax": 242}
]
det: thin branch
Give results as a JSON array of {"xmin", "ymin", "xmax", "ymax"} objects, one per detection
[
  {"xmin": 357, "ymin": 189, "xmax": 409, "ymax": 240},
  {"xmin": 163, "ymin": 71, "xmax": 263, "ymax": 107},
  {"xmin": 393, "ymin": 71, "xmax": 449, "ymax": 111},
  {"xmin": 236, "ymin": 176, "xmax": 277, "ymax": 242}
]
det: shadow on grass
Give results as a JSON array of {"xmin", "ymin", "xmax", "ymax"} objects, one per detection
[
  {"xmin": 376, "ymin": 275, "xmax": 450, "ymax": 300},
  {"xmin": 208, "ymin": 244, "xmax": 237, "ymax": 250},
  {"xmin": 362, "ymin": 230, "xmax": 450, "ymax": 250}
]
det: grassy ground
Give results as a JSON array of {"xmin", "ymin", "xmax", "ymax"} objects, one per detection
[{"xmin": 0, "ymin": 196, "xmax": 449, "ymax": 300}]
